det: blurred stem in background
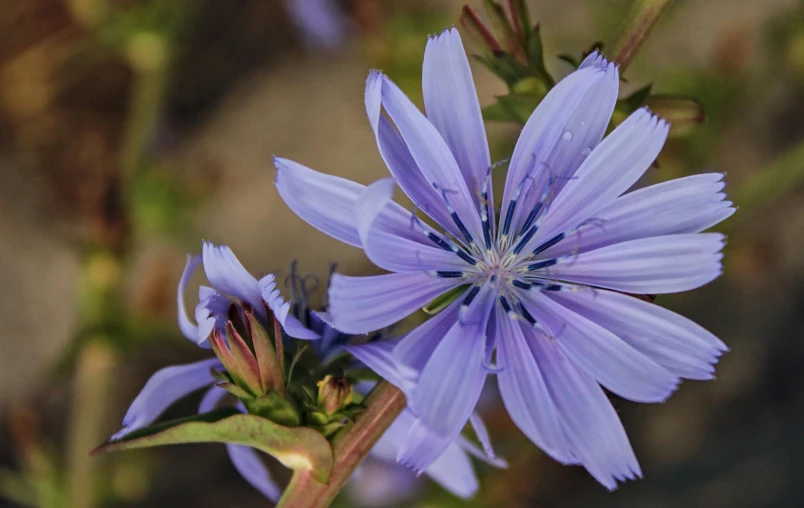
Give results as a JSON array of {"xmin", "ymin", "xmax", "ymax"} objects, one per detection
[
  {"xmin": 606, "ymin": 0, "xmax": 673, "ymax": 71},
  {"xmin": 60, "ymin": 1, "xmax": 178, "ymax": 507}
]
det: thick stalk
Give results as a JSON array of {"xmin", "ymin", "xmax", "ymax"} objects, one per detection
[
  {"xmin": 607, "ymin": 0, "xmax": 674, "ymax": 72},
  {"xmin": 277, "ymin": 381, "xmax": 406, "ymax": 508}
]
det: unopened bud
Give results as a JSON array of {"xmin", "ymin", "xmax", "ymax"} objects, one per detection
[
  {"xmin": 316, "ymin": 375, "xmax": 353, "ymax": 415},
  {"xmin": 645, "ymin": 95, "xmax": 705, "ymax": 137}
]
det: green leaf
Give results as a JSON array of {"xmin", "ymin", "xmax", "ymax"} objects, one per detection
[
  {"xmin": 91, "ymin": 409, "xmax": 333, "ymax": 483},
  {"xmin": 623, "ymin": 83, "xmax": 654, "ymax": 111},
  {"xmin": 526, "ymin": 25, "xmax": 554, "ymax": 87},
  {"xmin": 557, "ymin": 53, "xmax": 580, "ymax": 69},
  {"xmin": 484, "ymin": 93, "xmax": 544, "ymax": 124}
]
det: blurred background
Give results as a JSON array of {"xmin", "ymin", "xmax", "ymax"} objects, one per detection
[{"xmin": 1, "ymin": 0, "xmax": 803, "ymax": 506}]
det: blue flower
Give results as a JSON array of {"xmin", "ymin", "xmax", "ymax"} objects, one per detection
[
  {"xmin": 113, "ymin": 244, "xmax": 502, "ymax": 501},
  {"xmin": 273, "ymin": 27, "xmax": 733, "ymax": 489}
]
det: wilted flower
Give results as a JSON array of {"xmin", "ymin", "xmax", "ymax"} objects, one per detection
[{"xmin": 274, "ymin": 28, "xmax": 734, "ymax": 489}]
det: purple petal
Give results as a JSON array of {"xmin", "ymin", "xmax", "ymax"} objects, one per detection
[
  {"xmin": 226, "ymin": 444, "xmax": 281, "ymax": 502},
  {"xmin": 526, "ymin": 327, "xmax": 641, "ymax": 490},
  {"xmin": 423, "ymin": 437, "xmax": 479, "ymax": 499},
  {"xmin": 258, "ymin": 274, "xmax": 320, "ymax": 340},
  {"xmin": 396, "ymin": 416, "xmax": 456, "ymax": 473},
  {"xmin": 545, "ymin": 233, "xmax": 725, "ymax": 294},
  {"xmin": 365, "ymin": 72, "xmax": 458, "ymax": 236},
  {"xmin": 198, "ymin": 385, "xmax": 229, "ymax": 413},
  {"xmin": 328, "ymin": 272, "xmax": 458, "ymax": 334},
  {"xmin": 274, "ymin": 157, "xmax": 428, "ymax": 248},
  {"xmin": 112, "ymin": 358, "xmax": 221, "ymax": 440},
  {"xmin": 379, "ymin": 74, "xmax": 484, "ymax": 240},
  {"xmin": 177, "ymin": 254, "xmax": 201, "ymax": 342},
  {"xmin": 393, "ymin": 297, "xmax": 462, "ymax": 373},
  {"xmin": 356, "ymin": 178, "xmax": 468, "ymax": 272},
  {"xmin": 201, "ymin": 242, "xmax": 262, "ymax": 311},
  {"xmin": 468, "ymin": 412, "xmax": 496, "ymax": 461},
  {"xmin": 547, "ymin": 288, "xmax": 726, "ymax": 380},
  {"xmin": 519, "ymin": 290, "xmax": 679, "ymax": 403},
  {"xmin": 422, "ymin": 28, "xmax": 490, "ymax": 194},
  {"xmin": 411, "ymin": 283, "xmax": 494, "ymax": 438},
  {"xmin": 194, "ymin": 288, "xmax": 231, "ymax": 346},
  {"xmin": 274, "ymin": 157, "xmax": 365, "ymax": 247},
  {"xmin": 502, "ymin": 55, "xmax": 618, "ymax": 234},
  {"xmin": 495, "ymin": 307, "xmax": 575, "ymax": 463},
  {"xmin": 344, "ymin": 337, "xmax": 412, "ymax": 394},
  {"xmin": 455, "ymin": 435, "xmax": 508, "ymax": 469},
  {"xmin": 533, "ymin": 108, "xmax": 669, "ymax": 246},
  {"xmin": 542, "ymin": 173, "xmax": 734, "ymax": 258}
]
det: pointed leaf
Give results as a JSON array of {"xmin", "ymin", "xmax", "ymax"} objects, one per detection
[
  {"xmin": 92, "ymin": 409, "xmax": 333, "ymax": 483},
  {"xmin": 484, "ymin": 0, "xmax": 525, "ymax": 61},
  {"xmin": 507, "ymin": 0, "xmax": 531, "ymax": 46},
  {"xmin": 527, "ymin": 24, "xmax": 554, "ymax": 87},
  {"xmin": 460, "ymin": 6, "xmax": 501, "ymax": 55}
]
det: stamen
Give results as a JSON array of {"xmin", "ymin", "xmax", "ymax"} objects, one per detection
[
  {"xmin": 498, "ymin": 295, "xmax": 512, "ymax": 313},
  {"xmin": 285, "ymin": 260, "xmax": 301, "ymax": 319},
  {"xmin": 480, "ymin": 169, "xmax": 493, "ymax": 250},
  {"xmin": 501, "ymin": 197, "xmax": 517, "ymax": 237},
  {"xmin": 427, "ymin": 232, "xmax": 453, "ymax": 251},
  {"xmin": 515, "ymin": 302, "xmax": 542, "ymax": 330},
  {"xmin": 511, "ymin": 279, "xmax": 538, "ymax": 290},
  {"xmin": 532, "ymin": 233, "xmax": 565, "ymax": 256},
  {"xmin": 512, "ymin": 224, "xmax": 539, "ymax": 254},
  {"xmin": 410, "ymin": 212, "xmax": 477, "ymax": 265},
  {"xmin": 431, "ymin": 270, "xmax": 465, "ymax": 278},
  {"xmin": 436, "ymin": 186, "xmax": 475, "ymax": 246},
  {"xmin": 459, "ymin": 285, "xmax": 481, "ymax": 322},
  {"xmin": 527, "ymin": 259, "xmax": 557, "ymax": 271},
  {"xmin": 456, "ymin": 250, "xmax": 478, "ymax": 265},
  {"xmin": 518, "ymin": 203, "xmax": 543, "ymax": 237}
]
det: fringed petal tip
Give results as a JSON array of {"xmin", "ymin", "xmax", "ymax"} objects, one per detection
[
  {"xmin": 258, "ymin": 275, "xmax": 320, "ymax": 340},
  {"xmin": 579, "ymin": 49, "xmax": 618, "ymax": 73}
]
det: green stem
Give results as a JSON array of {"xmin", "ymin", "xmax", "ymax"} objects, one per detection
[
  {"xmin": 277, "ymin": 382, "xmax": 406, "ymax": 507},
  {"xmin": 607, "ymin": 0, "xmax": 674, "ymax": 72}
]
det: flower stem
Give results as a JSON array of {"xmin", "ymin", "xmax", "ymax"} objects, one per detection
[
  {"xmin": 276, "ymin": 381, "xmax": 406, "ymax": 507},
  {"xmin": 607, "ymin": 0, "xmax": 674, "ymax": 72}
]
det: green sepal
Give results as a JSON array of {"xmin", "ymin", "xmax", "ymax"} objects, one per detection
[
  {"xmin": 312, "ymin": 422, "xmax": 347, "ymax": 439},
  {"xmin": 216, "ymin": 381, "xmax": 252, "ymax": 400},
  {"xmin": 91, "ymin": 409, "xmax": 333, "ymax": 483},
  {"xmin": 243, "ymin": 392, "xmax": 301, "ymax": 427},
  {"xmin": 423, "ymin": 284, "xmax": 470, "ymax": 315}
]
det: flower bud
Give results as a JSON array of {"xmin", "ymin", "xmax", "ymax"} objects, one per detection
[{"xmin": 316, "ymin": 375, "xmax": 353, "ymax": 415}]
